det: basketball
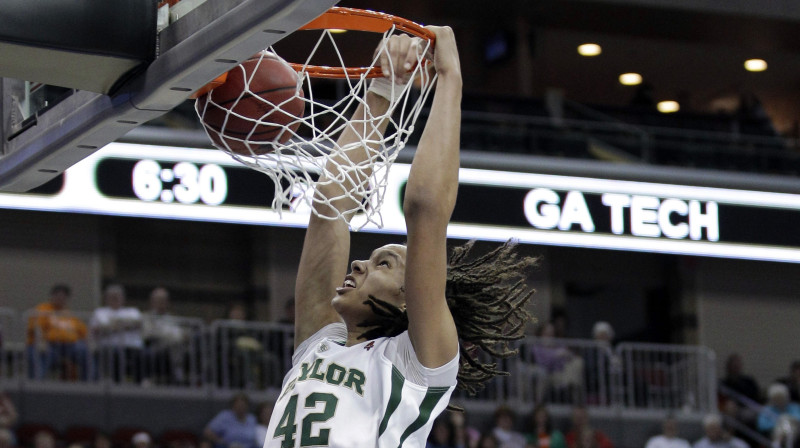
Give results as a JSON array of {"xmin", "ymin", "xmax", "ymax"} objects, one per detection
[{"xmin": 196, "ymin": 52, "xmax": 305, "ymax": 155}]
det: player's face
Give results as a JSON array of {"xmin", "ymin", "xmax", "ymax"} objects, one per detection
[{"xmin": 332, "ymin": 244, "xmax": 407, "ymax": 322}]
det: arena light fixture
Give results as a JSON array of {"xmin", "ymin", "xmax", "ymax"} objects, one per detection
[
  {"xmin": 619, "ymin": 73, "xmax": 642, "ymax": 86},
  {"xmin": 744, "ymin": 59, "xmax": 767, "ymax": 72},
  {"xmin": 329, "ymin": 29, "xmax": 347, "ymax": 34},
  {"xmin": 657, "ymin": 101, "xmax": 680, "ymax": 113},
  {"xmin": 577, "ymin": 43, "xmax": 602, "ymax": 57}
]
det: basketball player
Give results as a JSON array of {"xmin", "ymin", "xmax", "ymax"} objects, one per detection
[{"xmin": 264, "ymin": 26, "xmax": 536, "ymax": 447}]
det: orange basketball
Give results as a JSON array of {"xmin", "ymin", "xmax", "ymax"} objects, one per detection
[{"xmin": 196, "ymin": 52, "xmax": 305, "ymax": 155}]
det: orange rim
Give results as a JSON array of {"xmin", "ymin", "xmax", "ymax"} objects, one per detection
[{"xmin": 292, "ymin": 7, "xmax": 435, "ymax": 79}]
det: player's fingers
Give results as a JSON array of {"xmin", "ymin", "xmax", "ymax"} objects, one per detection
[
  {"xmin": 403, "ymin": 39, "xmax": 421, "ymax": 74},
  {"xmin": 392, "ymin": 35, "xmax": 411, "ymax": 79},
  {"xmin": 379, "ymin": 44, "xmax": 391, "ymax": 78}
]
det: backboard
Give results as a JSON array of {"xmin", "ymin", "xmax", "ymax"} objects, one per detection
[{"xmin": 0, "ymin": 0, "xmax": 338, "ymax": 192}]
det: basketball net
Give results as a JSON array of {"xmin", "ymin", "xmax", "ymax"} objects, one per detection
[{"xmin": 194, "ymin": 23, "xmax": 436, "ymax": 230}]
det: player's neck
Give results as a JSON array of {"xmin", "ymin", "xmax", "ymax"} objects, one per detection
[{"xmin": 344, "ymin": 325, "xmax": 377, "ymax": 347}]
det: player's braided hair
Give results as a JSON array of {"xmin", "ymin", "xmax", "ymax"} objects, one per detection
[{"xmin": 357, "ymin": 239, "xmax": 537, "ymax": 398}]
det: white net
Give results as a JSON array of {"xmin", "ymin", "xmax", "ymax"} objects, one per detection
[{"xmin": 194, "ymin": 26, "xmax": 436, "ymax": 230}]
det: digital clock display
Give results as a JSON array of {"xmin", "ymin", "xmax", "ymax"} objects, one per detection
[{"xmin": 95, "ymin": 158, "xmax": 278, "ymax": 208}]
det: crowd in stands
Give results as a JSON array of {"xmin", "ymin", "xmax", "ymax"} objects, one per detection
[
  {"xmin": 718, "ymin": 353, "xmax": 800, "ymax": 448},
  {"xmin": 10, "ymin": 284, "xmax": 800, "ymax": 447},
  {"xmin": 0, "ymin": 386, "xmax": 778, "ymax": 448}
]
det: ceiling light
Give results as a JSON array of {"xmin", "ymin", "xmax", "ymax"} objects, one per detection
[
  {"xmin": 329, "ymin": 29, "xmax": 348, "ymax": 34},
  {"xmin": 619, "ymin": 73, "xmax": 642, "ymax": 86},
  {"xmin": 744, "ymin": 59, "xmax": 767, "ymax": 72},
  {"xmin": 657, "ymin": 101, "xmax": 680, "ymax": 113},
  {"xmin": 577, "ymin": 43, "xmax": 602, "ymax": 57}
]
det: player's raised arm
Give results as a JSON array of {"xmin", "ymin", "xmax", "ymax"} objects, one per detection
[
  {"xmin": 402, "ymin": 26, "xmax": 462, "ymax": 367},
  {"xmin": 293, "ymin": 35, "xmax": 418, "ymax": 348}
]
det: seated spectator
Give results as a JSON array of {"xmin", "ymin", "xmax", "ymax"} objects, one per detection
[
  {"xmin": 771, "ymin": 415, "xmax": 798, "ymax": 448},
  {"xmin": 719, "ymin": 398, "xmax": 757, "ymax": 446},
  {"xmin": 758, "ymin": 383, "xmax": 800, "ymax": 436},
  {"xmin": 427, "ymin": 416, "xmax": 457, "ymax": 448},
  {"xmin": 26, "ymin": 284, "xmax": 90, "ymax": 380},
  {"xmin": 218, "ymin": 304, "xmax": 270, "ymax": 389},
  {"xmin": 254, "ymin": 402, "xmax": 273, "ymax": 448},
  {"xmin": 132, "ymin": 433, "xmax": 152, "ymax": 448},
  {"xmin": 204, "ymin": 393, "xmax": 257, "ymax": 448},
  {"xmin": 525, "ymin": 404, "xmax": 566, "ymax": 448},
  {"xmin": 90, "ymin": 284, "xmax": 144, "ymax": 383},
  {"xmin": 720, "ymin": 354, "xmax": 760, "ymax": 404},
  {"xmin": 693, "ymin": 414, "xmax": 748, "ymax": 448},
  {"xmin": 492, "ymin": 406, "xmax": 527, "ymax": 448},
  {"xmin": 93, "ymin": 433, "xmax": 112, "ymax": 448},
  {"xmin": 142, "ymin": 287, "xmax": 186, "ymax": 385},
  {"xmin": 778, "ymin": 361, "xmax": 800, "ymax": 403},
  {"xmin": 532, "ymin": 323, "xmax": 584, "ymax": 403},
  {"xmin": 565, "ymin": 406, "xmax": 613, "ymax": 448},
  {"xmin": 592, "ymin": 322, "xmax": 614, "ymax": 346},
  {"xmin": 479, "ymin": 433, "xmax": 501, "ymax": 448},
  {"xmin": 583, "ymin": 322, "xmax": 621, "ymax": 406},
  {"xmin": 33, "ymin": 431, "xmax": 56, "ymax": 448},
  {"xmin": 0, "ymin": 392, "xmax": 18, "ymax": 435},
  {"xmin": 0, "ymin": 429, "xmax": 13, "ymax": 448},
  {"xmin": 277, "ymin": 298, "xmax": 294, "ymax": 326},
  {"xmin": 450, "ymin": 409, "xmax": 481, "ymax": 448},
  {"xmin": 645, "ymin": 416, "xmax": 690, "ymax": 448}
]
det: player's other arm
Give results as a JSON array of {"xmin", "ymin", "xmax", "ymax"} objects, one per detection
[
  {"xmin": 403, "ymin": 26, "xmax": 462, "ymax": 368},
  {"xmin": 293, "ymin": 86, "xmax": 393, "ymax": 349}
]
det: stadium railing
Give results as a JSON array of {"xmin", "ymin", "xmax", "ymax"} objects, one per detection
[
  {"xmin": 11, "ymin": 314, "xmax": 717, "ymax": 413},
  {"xmin": 207, "ymin": 320, "xmax": 293, "ymax": 392},
  {"xmin": 21, "ymin": 310, "xmax": 207, "ymax": 387},
  {"xmin": 412, "ymin": 101, "xmax": 800, "ymax": 176}
]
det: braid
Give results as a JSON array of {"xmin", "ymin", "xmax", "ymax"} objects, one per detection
[
  {"xmin": 446, "ymin": 240, "xmax": 537, "ymax": 395},
  {"xmin": 356, "ymin": 240, "xmax": 538, "ymax": 398}
]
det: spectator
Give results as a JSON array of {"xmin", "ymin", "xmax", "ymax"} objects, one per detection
[
  {"xmin": 584, "ymin": 322, "xmax": 620, "ymax": 406},
  {"xmin": 719, "ymin": 398, "xmax": 757, "ymax": 446},
  {"xmin": 531, "ymin": 323, "xmax": 584, "ymax": 403},
  {"xmin": 451, "ymin": 409, "xmax": 481, "ymax": 448},
  {"xmin": 479, "ymin": 434, "xmax": 501, "ymax": 448},
  {"xmin": 0, "ymin": 392, "xmax": 18, "ymax": 434},
  {"xmin": 525, "ymin": 404, "xmax": 566, "ymax": 448},
  {"xmin": 254, "ymin": 402, "xmax": 273, "ymax": 448},
  {"xmin": 33, "ymin": 431, "xmax": 55, "ymax": 448},
  {"xmin": 778, "ymin": 361, "xmax": 800, "ymax": 403},
  {"xmin": 269, "ymin": 298, "xmax": 295, "ymax": 377},
  {"xmin": 427, "ymin": 416, "xmax": 457, "ymax": 448},
  {"xmin": 771, "ymin": 415, "xmax": 798, "ymax": 448},
  {"xmin": 591, "ymin": 322, "xmax": 614, "ymax": 346},
  {"xmin": 26, "ymin": 284, "xmax": 90, "ymax": 380},
  {"xmin": 93, "ymin": 433, "xmax": 112, "ymax": 448},
  {"xmin": 90, "ymin": 284, "xmax": 144, "ymax": 382},
  {"xmin": 142, "ymin": 287, "xmax": 186, "ymax": 385},
  {"xmin": 0, "ymin": 429, "xmax": 13, "ymax": 448},
  {"xmin": 565, "ymin": 406, "xmax": 613, "ymax": 448},
  {"xmin": 693, "ymin": 414, "xmax": 748, "ymax": 448},
  {"xmin": 132, "ymin": 433, "xmax": 152, "ymax": 448},
  {"xmin": 492, "ymin": 406, "xmax": 526, "ymax": 448},
  {"xmin": 204, "ymin": 393, "xmax": 257, "ymax": 448},
  {"xmin": 758, "ymin": 383, "xmax": 800, "ymax": 435},
  {"xmin": 551, "ymin": 308, "xmax": 570, "ymax": 339},
  {"xmin": 218, "ymin": 304, "xmax": 266, "ymax": 389},
  {"xmin": 720, "ymin": 354, "xmax": 760, "ymax": 404},
  {"xmin": 277, "ymin": 298, "xmax": 294, "ymax": 326},
  {"xmin": 645, "ymin": 416, "xmax": 690, "ymax": 448}
]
